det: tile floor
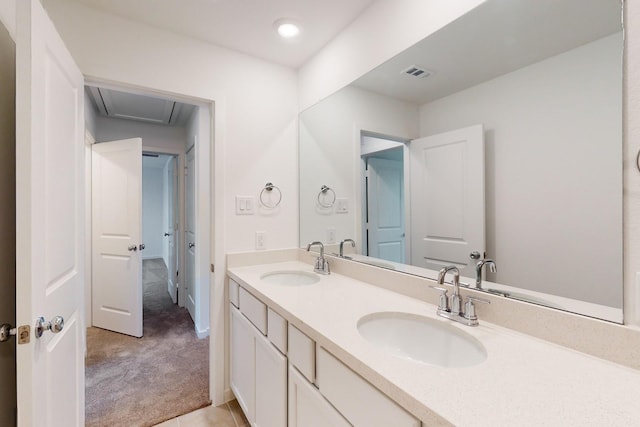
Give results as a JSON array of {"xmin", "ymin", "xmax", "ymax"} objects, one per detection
[{"xmin": 154, "ymin": 400, "xmax": 249, "ymax": 427}]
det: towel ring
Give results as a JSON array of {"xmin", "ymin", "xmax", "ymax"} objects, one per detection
[
  {"xmin": 317, "ymin": 185, "xmax": 336, "ymax": 208},
  {"xmin": 260, "ymin": 182, "xmax": 282, "ymax": 208}
]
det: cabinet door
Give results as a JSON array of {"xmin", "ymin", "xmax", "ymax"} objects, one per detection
[
  {"xmin": 230, "ymin": 305, "xmax": 255, "ymax": 423},
  {"xmin": 288, "ymin": 365, "xmax": 350, "ymax": 427},
  {"xmin": 255, "ymin": 336, "xmax": 287, "ymax": 427}
]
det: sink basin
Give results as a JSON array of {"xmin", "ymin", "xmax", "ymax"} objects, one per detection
[
  {"xmin": 357, "ymin": 312, "xmax": 487, "ymax": 368},
  {"xmin": 260, "ymin": 270, "xmax": 320, "ymax": 286}
]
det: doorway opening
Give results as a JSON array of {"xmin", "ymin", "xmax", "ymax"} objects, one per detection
[
  {"xmin": 360, "ymin": 133, "xmax": 409, "ymax": 264},
  {"xmin": 85, "ymin": 84, "xmax": 211, "ymax": 426}
]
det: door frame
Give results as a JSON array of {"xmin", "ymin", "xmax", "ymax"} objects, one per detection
[
  {"xmin": 84, "ymin": 76, "xmax": 226, "ymax": 404},
  {"xmin": 143, "ymin": 148, "xmax": 185, "ymax": 307}
]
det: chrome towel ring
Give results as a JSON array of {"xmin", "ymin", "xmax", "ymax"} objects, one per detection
[
  {"xmin": 260, "ymin": 182, "xmax": 282, "ymax": 208},
  {"xmin": 317, "ymin": 185, "xmax": 336, "ymax": 208}
]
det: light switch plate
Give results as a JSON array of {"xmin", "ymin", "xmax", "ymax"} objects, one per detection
[{"xmin": 236, "ymin": 196, "xmax": 255, "ymax": 215}]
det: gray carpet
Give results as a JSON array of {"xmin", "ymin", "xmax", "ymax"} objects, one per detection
[{"xmin": 86, "ymin": 258, "xmax": 210, "ymax": 427}]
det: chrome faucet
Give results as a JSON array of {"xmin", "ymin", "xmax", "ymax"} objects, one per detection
[
  {"xmin": 430, "ymin": 265, "xmax": 490, "ymax": 326},
  {"xmin": 437, "ymin": 266, "xmax": 462, "ymax": 315},
  {"xmin": 306, "ymin": 241, "xmax": 330, "ymax": 275},
  {"xmin": 475, "ymin": 259, "xmax": 497, "ymax": 289},
  {"xmin": 339, "ymin": 239, "xmax": 356, "ymax": 258}
]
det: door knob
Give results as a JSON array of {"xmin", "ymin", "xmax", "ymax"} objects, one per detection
[
  {"xmin": 128, "ymin": 245, "xmax": 137, "ymax": 251},
  {"xmin": 35, "ymin": 316, "xmax": 64, "ymax": 338},
  {"xmin": 139, "ymin": 244, "xmax": 146, "ymax": 250},
  {"xmin": 469, "ymin": 251, "xmax": 481, "ymax": 260},
  {"xmin": 188, "ymin": 243, "xmax": 195, "ymax": 248},
  {"xmin": 0, "ymin": 323, "xmax": 16, "ymax": 343},
  {"xmin": 164, "ymin": 232, "xmax": 172, "ymax": 237}
]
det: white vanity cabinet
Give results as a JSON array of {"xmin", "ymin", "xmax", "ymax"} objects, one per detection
[
  {"xmin": 288, "ymin": 365, "xmax": 351, "ymax": 427},
  {"xmin": 229, "ymin": 281, "xmax": 287, "ymax": 427}
]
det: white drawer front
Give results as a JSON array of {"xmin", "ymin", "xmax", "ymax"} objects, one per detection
[
  {"xmin": 288, "ymin": 325, "xmax": 315, "ymax": 383},
  {"xmin": 317, "ymin": 347, "xmax": 420, "ymax": 427},
  {"xmin": 229, "ymin": 278, "xmax": 240, "ymax": 308},
  {"xmin": 268, "ymin": 307, "xmax": 287, "ymax": 354},
  {"xmin": 239, "ymin": 287, "xmax": 267, "ymax": 334}
]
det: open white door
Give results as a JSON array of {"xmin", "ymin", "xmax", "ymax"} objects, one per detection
[
  {"xmin": 185, "ymin": 146, "xmax": 196, "ymax": 321},
  {"xmin": 92, "ymin": 138, "xmax": 143, "ymax": 337},
  {"xmin": 366, "ymin": 157, "xmax": 405, "ymax": 263},
  {"xmin": 167, "ymin": 156, "xmax": 178, "ymax": 303},
  {"xmin": 15, "ymin": 1, "xmax": 85, "ymax": 425},
  {"xmin": 410, "ymin": 124, "xmax": 485, "ymax": 277}
]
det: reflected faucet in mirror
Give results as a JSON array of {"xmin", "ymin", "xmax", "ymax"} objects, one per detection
[
  {"xmin": 475, "ymin": 259, "xmax": 497, "ymax": 289},
  {"xmin": 339, "ymin": 239, "xmax": 356, "ymax": 258}
]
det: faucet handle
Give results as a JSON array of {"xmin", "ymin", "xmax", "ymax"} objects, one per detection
[
  {"xmin": 463, "ymin": 296, "xmax": 490, "ymax": 321},
  {"xmin": 428, "ymin": 285, "xmax": 449, "ymax": 312}
]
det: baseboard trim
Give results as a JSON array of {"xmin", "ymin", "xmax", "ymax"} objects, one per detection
[{"xmin": 195, "ymin": 325, "xmax": 210, "ymax": 339}]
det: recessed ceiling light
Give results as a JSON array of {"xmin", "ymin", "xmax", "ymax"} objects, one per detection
[{"xmin": 274, "ymin": 19, "xmax": 300, "ymax": 39}]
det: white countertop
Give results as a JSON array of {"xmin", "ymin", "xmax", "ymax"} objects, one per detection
[{"xmin": 228, "ymin": 261, "xmax": 640, "ymax": 426}]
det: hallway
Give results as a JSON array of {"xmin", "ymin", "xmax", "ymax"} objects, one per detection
[{"xmin": 85, "ymin": 259, "xmax": 210, "ymax": 427}]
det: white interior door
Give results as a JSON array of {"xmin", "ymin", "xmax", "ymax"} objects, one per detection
[
  {"xmin": 410, "ymin": 124, "xmax": 485, "ymax": 277},
  {"xmin": 167, "ymin": 156, "xmax": 178, "ymax": 303},
  {"xmin": 366, "ymin": 156, "xmax": 405, "ymax": 263},
  {"xmin": 185, "ymin": 146, "xmax": 196, "ymax": 321},
  {"xmin": 92, "ymin": 138, "xmax": 143, "ymax": 337},
  {"xmin": 15, "ymin": 1, "xmax": 85, "ymax": 425}
]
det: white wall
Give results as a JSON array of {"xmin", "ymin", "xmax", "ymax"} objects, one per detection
[
  {"xmin": 299, "ymin": 85, "xmax": 418, "ymax": 248},
  {"xmin": 142, "ymin": 163, "xmax": 165, "ymax": 260},
  {"xmin": 0, "ymin": 17, "xmax": 16, "ymax": 427},
  {"xmin": 43, "ymin": 0, "xmax": 299, "ymax": 254},
  {"xmin": 298, "ymin": 0, "xmax": 485, "ymax": 110},
  {"xmin": 418, "ymin": 34, "xmax": 622, "ymax": 307},
  {"xmin": 94, "ymin": 115, "xmax": 186, "ymax": 152}
]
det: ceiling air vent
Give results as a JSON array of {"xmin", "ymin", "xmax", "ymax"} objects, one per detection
[{"xmin": 401, "ymin": 65, "xmax": 432, "ymax": 78}]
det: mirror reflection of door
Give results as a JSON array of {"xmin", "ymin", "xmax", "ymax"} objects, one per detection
[
  {"xmin": 361, "ymin": 135, "xmax": 407, "ymax": 264},
  {"xmin": 409, "ymin": 124, "xmax": 485, "ymax": 277},
  {"xmin": 364, "ymin": 154, "xmax": 405, "ymax": 263}
]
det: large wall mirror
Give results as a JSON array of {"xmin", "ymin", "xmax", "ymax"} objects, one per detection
[{"xmin": 299, "ymin": 0, "xmax": 624, "ymax": 322}]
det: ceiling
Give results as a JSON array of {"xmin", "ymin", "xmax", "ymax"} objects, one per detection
[{"xmin": 61, "ymin": 0, "xmax": 376, "ymax": 68}]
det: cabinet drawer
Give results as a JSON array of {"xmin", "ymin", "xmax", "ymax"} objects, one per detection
[
  {"xmin": 288, "ymin": 325, "xmax": 315, "ymax": 383},
  {"xmin": 268, "ymin": 308, "xmax": 287, "ymax": 354},
  {"xmin": 229, "ymin": 278, "xmax": 240, "ymax": 308},
  {"xmin": 317, "ymin": 347, "xmax": 420, "ymax": 427},
  {"xmin": 239, "ymin": 287, "xmax": 267, "ymax": 334}
]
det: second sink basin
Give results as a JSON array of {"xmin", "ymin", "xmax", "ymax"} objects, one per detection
[
  {"xmin": 357, "ymin": 312, "xmax": 487, "ymax": 368},
  {"xmin": 260, "ymin": 270, "xmax": 320, "ymax": 286}
]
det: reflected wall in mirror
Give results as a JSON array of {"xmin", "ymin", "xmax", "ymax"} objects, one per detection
[{"xmin": 299, "ymin": 0, "xmax": 624, "ymax": 322}]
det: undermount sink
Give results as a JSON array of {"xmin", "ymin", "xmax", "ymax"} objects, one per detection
[
  {"xmin": 260, "ymin": 270, "xmax": 320, "ymax": 286},
  {"xmin": 357, "ymin": 312, "xmax": 487, "ymax": 368}
]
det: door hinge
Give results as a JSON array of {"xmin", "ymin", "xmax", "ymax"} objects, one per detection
[{"xmin": 211, "ymin": 264, "xmax": 215, "ymax": 273}]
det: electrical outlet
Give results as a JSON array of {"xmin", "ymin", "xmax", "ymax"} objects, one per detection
[
  {"xmin": 255, "ymin": 231, "xmax": 266, "ymax": 250},
  {"xmin": 326, "ymin": 227, "xmax": 336, "ymax": 244}
]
